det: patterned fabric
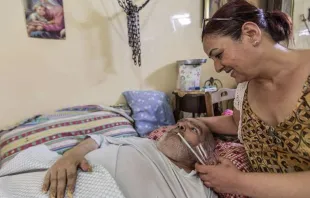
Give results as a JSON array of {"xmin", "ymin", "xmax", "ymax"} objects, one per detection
[
  {"xmin": 147, "ymin": 126, "xmax": 252, "ymax": 198},
  {"xmin": 222, "ymin": 109, "xmax": 233, "ymax": 116},
  {"xmin": 117, "ymin": 0, "xmax": 150, "ymax": 66},
  {"xmin": 147, "ymin": 125, "xmax": 176, "ymax": 140},
  {"xmin": 178, "ymin": 64, "xmax": 202, "ymax": 90},
  {"xmin": 241, "ymin": 76, "xmax": 310, "ymax": 173},
  {"xmin": 20, "ymin": 105, "xmax": 105, "ymax": 128},
  {"xmin": 0, "ymin": 105, "xmax": 108, "ymax": 132},
  {"xmin": 0, "ymin": 105, "xmax": 138, "ymax": 167},
  {"xmin": 110, "ymin": 104, "xmax": 132, "ymax": 116},
  {"xmin": 233, "ymin": 81, "xmax": 248, "ymax": 142},
  {"xmin": 215, "ymin": 140, "xmax": 252, "ymax": 173},
  {"xmin": 215, "ymin": 140, "xmax": 252, "ymax": 198},
  {"xmin": 123, "ymin": 90, "xmax": 175, "ymax": 137},
  {"xmin": 0, "ymin": 145, "xmax": 125, "ymax": 198}
]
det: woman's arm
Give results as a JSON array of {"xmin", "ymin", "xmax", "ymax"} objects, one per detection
[
  {"xmin": 239, "ymin": 171, "xmax": 310, "ymax": 198},
  {"xmin": 196, "ymin": 158, "xmax": 310, "ymax": 198},
  {"xmin": 195, "ymin": 108, "xmax": 240, "ymax": 135}
]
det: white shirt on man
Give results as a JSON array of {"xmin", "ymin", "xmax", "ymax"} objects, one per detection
[{"xmin": 86, "ymin": 135, "xmax": 218, "ymax": 198}]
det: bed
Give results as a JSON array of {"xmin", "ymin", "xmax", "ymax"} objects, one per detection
[{"xmin": 0, "ymin": 90, "xmax": 251, "ymax": 198}]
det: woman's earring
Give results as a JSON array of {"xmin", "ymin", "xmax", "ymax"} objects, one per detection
[{"xmin": 253, "ymin": 41, "xmax": 259, "ymax": 47}]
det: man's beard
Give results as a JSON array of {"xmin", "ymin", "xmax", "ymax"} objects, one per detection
[{"xmin": 156, "ymin": 129, "xmax": 196, "ymax": 164}]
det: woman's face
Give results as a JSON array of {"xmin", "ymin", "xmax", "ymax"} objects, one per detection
[{"xmin": 202, "ymin": 34, "xmax": 262, "ymax": 83}]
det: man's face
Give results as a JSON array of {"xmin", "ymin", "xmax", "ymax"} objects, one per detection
[{"xmin": 156, "ymin": 119, "xmax": 213, "ymax": 166}]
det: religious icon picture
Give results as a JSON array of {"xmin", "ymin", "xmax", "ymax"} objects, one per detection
[
  {"xmin": 23, "ymin": 0, "xmax": 66, "ymax": 39},
  {"xmin": 203, "ymin": 0, "xmax": 230, "ymax": 19}
]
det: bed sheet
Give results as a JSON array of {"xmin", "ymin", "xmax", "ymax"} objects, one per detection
[{"xmin": 0, "ymin": 144, "xmax": 125, "ymax": 198}]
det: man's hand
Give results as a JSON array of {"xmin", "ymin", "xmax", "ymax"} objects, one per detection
[
  {"xmin": 42, "ymin": 153, "xmax": 92, "ymax": 198},
  {"xmin": 41, "ymin": 137, "xmax": 99, "ymax": 197}
]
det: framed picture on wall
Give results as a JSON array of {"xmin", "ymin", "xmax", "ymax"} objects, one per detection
[
  {"xmin": 22, "ymin": 0, "xmax": 66, "ymax": 39},
  {"xmin": 267, "ymin": 0, "xmax": 294, "ymax": 19},
  {"xmin": 281, "ymin": 0, "xmax": 294, "ymax": 18},
  {"xmin": 203, "ymin": 0, "xmax": 230, "ymax": 19}
]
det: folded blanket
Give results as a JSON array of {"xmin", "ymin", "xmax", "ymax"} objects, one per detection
[
  {"xmin": 0, "ymin": 105, "xmax": 138, "ymax": 167},
  {"xmin": 0, "ymin": 145, "xmax": 125, "ymax": 198}
]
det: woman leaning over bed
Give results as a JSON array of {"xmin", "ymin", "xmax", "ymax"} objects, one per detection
[{"xmin": 192, "ymin": 0, "xmax": 310, "ymax": 197}]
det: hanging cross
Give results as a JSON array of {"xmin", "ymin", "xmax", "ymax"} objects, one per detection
[{"xmin": 118, "ymin": 0, "xmax": 150, "ymax": 67}]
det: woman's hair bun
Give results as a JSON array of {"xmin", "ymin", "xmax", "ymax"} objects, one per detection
[{"xmin": 265, "ymin": 10, "xmax": 293, "ymax": 43}]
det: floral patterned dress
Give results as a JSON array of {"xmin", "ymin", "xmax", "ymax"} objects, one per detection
[{"xmin": 239, "ymin": 76, "xmax": 310, "ymax": 173}]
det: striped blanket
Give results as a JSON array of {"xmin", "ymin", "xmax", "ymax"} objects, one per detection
[{"xmin": 0, "ymin": 105, "xmax": 138, "ymax": 167}]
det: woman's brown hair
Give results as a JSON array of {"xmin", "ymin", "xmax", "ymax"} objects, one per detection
[{"xmin": 202, "ymin": 0, "xmax": 293, "ymax": 44}]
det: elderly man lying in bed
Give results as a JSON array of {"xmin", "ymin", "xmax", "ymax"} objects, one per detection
[{"xmin": 42, "ymin": 119, "xmax": 218, "ymax": 198}]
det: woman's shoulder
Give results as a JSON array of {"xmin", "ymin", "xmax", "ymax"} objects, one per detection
[{"xmin": 297, "ymin": 49, "xmax": 310, "ymax": 74}]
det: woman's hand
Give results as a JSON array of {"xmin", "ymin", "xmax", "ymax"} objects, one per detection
[
  {"xmin": 195, "ymin": 157, "xmax": 244, "ymax": 194},
  {"xmin": 42, "ymin": 152, "xmax": 92, "ymax": 198}
]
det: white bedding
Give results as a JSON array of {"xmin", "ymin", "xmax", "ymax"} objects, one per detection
[
  {"xmin": 0, "ymin": 136, "xmax": 218, "ymax": 198},
  {"xmin": 0, "ymin": 145, "xmax": 125, "ymax": 198},
  {"xmin": 86, "ymin": 136, "xmax": 218, "ymax": 198}
]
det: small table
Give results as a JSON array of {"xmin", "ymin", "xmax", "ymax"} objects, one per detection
[{"xmin": 172, "ymin": 90, "xmax": 216, "ymax": 121}]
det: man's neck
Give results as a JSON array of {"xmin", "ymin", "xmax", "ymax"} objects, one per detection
[{"xmin": 167, "ymin": 157, "xmax": 194, "ymax": 173}]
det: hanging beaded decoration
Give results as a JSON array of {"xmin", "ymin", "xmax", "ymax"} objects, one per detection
[{"xmin": 117, "ymin": 0, "xmax": 150, "ymax": 67}]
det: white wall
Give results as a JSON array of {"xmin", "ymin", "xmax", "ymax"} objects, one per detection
[
  {"xmin": 0, "ymin": 0, "xmax": 236, "ymax": 128},
  {"xmin": 292, "ymin": 0, "xmax": 310, "ymax": 49}
]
